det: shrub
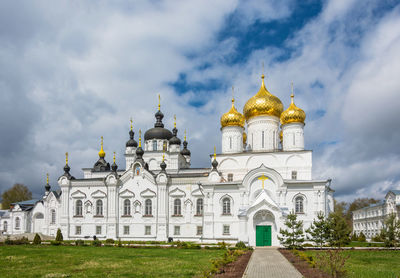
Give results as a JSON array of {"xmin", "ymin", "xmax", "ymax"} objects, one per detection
[
  {"xmin": 235, "ymin": 241, "xmax": 246, "ymax": 249},
  {"xmin": 316, "ymin": 249, "xmax": 349, "ymax": 278},
  {"xmin": 33, "ymin": 234, "xmax": 41, "ymax": 245},
  {"xmin": 5, "ymin": 236, "xmax": 12, "ymax": 245},
  {"xmin": 350, "ymin": 233, "xmax": 358, "ymax": 241},
  {"xmin": 50, "ymin": 240, "xmax": 62, "ymax": 246},
  {"xmin": 118, "ymin": 238, "xmax": 122, "ymax": 247},
  {"xmin": 292, "ymin": 249, "xmax": 315, "ymax": 268},
  {"xmin": 302, "ymin": 243, "xmax": 314, "ymax": 248},
  {"xmin": 75, "ymin": 239, "xmax": 85, "ymax": 246},
  {"xmin": 92, "ymin": 239, "xmax": 102, "ymax": 247},
  {"xmin": 55, "ymin": 228, "xmax": 63, "ymax": 242},
  {"xmin": 357, "ymin": 232, "xmax": 366, "ymax": 242},
  {"xmin": 217, "ymin": 241, "xmax": 227, "ymax": 249},
  {"xmin": 105, "ymin": 238, "xmax": 115, "ymax": 244}
]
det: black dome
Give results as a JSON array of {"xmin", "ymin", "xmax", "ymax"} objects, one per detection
[
  {"xmin": 169, "ymin": 127, "xmax": 181, "ymax": 145},
  {"xmin": 144, "ymin": 127, "xmax": 173, "ymax": 140},
  {"xmin": 93, "ymin": 158, "xmax": 110, "ymax": 172},
  {"xmin": 126, "ymin": 130, "xmax": 138, "ymax": 147}
]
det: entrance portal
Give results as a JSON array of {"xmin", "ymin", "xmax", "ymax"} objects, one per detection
[{"xmin": 256, "ymin": 225, "xmax": 271, "ymax": 246}]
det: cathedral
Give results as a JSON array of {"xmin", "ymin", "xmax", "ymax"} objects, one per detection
[{"xmin": 0, "ymin": 74, "xmax": 334, "ymax": 246}]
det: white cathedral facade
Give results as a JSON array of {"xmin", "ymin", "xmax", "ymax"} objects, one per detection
[{"xmin": 0, "ymin": 75, "xmax": 334, "ymax": 246}]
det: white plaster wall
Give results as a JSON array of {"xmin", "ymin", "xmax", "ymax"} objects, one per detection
[
  {"xmin": 221, "ymin": 126, "xmax": 243, "ymax": 154},
  {"xmin": 282, "ymin": 123, "xmax": 304, "ymax": 151},
  {"xmin": 247, "ymin": 116, "xmax": 279, "ymax": 152}
]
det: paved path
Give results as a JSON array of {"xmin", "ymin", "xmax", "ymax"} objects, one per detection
[{"xmin": 242, "ymin": 247, "xmax": 302, "ymax": 278}]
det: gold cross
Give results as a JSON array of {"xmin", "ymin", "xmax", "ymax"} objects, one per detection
[{"xmin": 258, "ymin": 174, "xmax": 268, "ymax": 189}]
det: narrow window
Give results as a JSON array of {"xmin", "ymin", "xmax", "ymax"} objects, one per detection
[
  {"xmin": 227, "ymin": 173, "xmax": 233, "ymax": 182},
  {"xmin": 145, "ymin": 225, "xmax": 151, "ymax": 235},
  {"xmin": 295, "ymin": 196, "xmax": 304, "ymax": 213},
  {"xmin": 223, "ymin": 225, "xmax": 230, "ymax": 235},
  {"xmin": 262, "ymin": 131, "xmax": 265, "ymax": 148},
  {"xmin": 96, "ymin": 200, "xmax": 103, "ymax": 216},
  {"xmin": 4, "ymin": 221, "xmax": 7, "ymax": 232},
  {"xmin": 15, "ymin": 217, "xmax": 20, "ymax": 230},
  {"xmin": 145, "ymin": 199, "xmax": 152, "ymax": 216},
  {"xmin": 153, "ymin": 140, "xmax": 157, "ymax": 151},
  {"xmin": 174, "ymin": 199, "xmax": 181, "ymax": 216},
  {"xmin": 222, "ymin": 198, "xmax": 231, "ymax": 215},
  {"xmin": 293, "ymin": 133, "xmax": 295, "ymax": 145},
  {"xmin": 96, "ymin": 226, "xmax": 102, "ymax": 234},
  {"xmin": 174, "ymin": 226, "xmax": 180, "ymax": 235},
  {"xmin": 229, "ymin": 137, "xmax": 232, "ymax": 149},
  {"xmin": 251, "ymin": 133, "xmax": 254, "ymax": 149},
  {"xmin": 124, "ymin": 199, "xmax": 131, "ymax": 216},
  {"xmin": 124, "ymin": 226, "xmax": 130, "ymax": 235},
  {"xmin": 291, "ymin": 171, "xmax": 297, "ymax": 180},
  {"xmin": 197, "ymin": 226, "xmax": 203, "ymax": 235},
  {"xmin": 75, "ymin": 200, "xmax": 83, "ymax": 216},
  {"xmin": 273, "ymin": 131, "xmax": 276, "ymax": 148},
  {"xmin": 51, "ymin": 209, "xmax": 56, "ymax": 224},
  {"xmin": 196, "ymin": 199, "xmax": 203, "ymax": 215},
  {"xmin": 76, "ymin": 226, "xmax": 81, "ymax": 235}
]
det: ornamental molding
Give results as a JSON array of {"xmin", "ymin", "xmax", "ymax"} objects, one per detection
[
  {"xmin": 169, "ymin": 187, "xmax": 186, "ymax": 197},
  {"xmin": 140, "ymin": 188, "xmax": 156, "ymax": 198},
  {"xmin": 71, "ymin": 190, "xmax": 86, "ymax": 199},
  {"xmin": 91, "ymin": 190, "xmax": 107, "ymax": 198},
  {"xmin": 119, "ymin": 189, "xmax": 135, "ymax": 198}
]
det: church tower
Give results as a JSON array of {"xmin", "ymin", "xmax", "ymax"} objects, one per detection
[{"xmin": 243, "ymin": 74, "xmax": 283, "ymax": 151}]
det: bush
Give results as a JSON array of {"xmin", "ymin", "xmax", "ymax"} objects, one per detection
[
  {"xmin": 350, "ymin": 233, "xmax": 358, "ymax": 241},
  {"xmin": 217, "ymin": 241, "xmax": 228, "ymax": 249},
  {"xmin": 105, "ymin": 238, "xmax": 115, "ymax": 244},
  {"xmin": 235, "ymin": 241, "xmax": 247, "ymax": 249},
  {"xmin": 55, "ymin": 228, "xmax": 63, "ymax": 242},
  {"xmin": 316, "ymin": 249, "xmax": 349, "ymax": 278},
  {"xmin": 118, "ymin": 238, "xmax": 122, "ymax": 247},
  {"xmin": 50, "ymin": 240, "xmax": 62, "ymax": 246},
  {"xmin": 75, "ymin": 239, "xmax": 85, "ymax": 246},
  {"xmin": 33, "ymin": 234, "xmax": 41, "ymax": 245},
  {"xmin": 358, "ymin": 232, "xmax": 366, "ymax": 242},
  {"xmin": 292, "ymin": 249, "xmax": 315, "ymax": 268},
  {"xmin": 5, "ymin": 236, "xmax": 12, "ymax": 245},
  {"xmin": 92, "ymin": 239, "xmax": 102, "ymax": 247}
]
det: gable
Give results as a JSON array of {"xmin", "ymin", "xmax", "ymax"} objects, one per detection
[{"xmin": 71, "ymin": 190, "xmax": 87, "ymax": 199}]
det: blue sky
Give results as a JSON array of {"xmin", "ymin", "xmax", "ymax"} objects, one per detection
[{"xmin": 0, "ymin": 0, "xmax": 400, "ymax": 202}]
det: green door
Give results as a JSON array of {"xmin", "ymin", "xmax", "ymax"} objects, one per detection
[{"xmin": 256, "ymin": 225, "xmax": 272, "ymax": 246}]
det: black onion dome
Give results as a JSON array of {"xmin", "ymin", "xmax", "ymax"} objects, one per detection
[
  {"xmin": 169, "ymin": 127, "xmax": 181, "ymax": 145},
  {"xmin": 136, "ymin": 146, "xmax": 144, "ymax": 158},
  {"xmin": 45, "ymin": 182, "xmax": 51, "ymax": 192},
  {"xmin": 111, "ymin": 162, "xmax": 118, "ymax": 172},
  {"xmin": 63, "ymin": 163, "xmax": 75, "ymax": 179},
  {"xmin": 144, "ymin": 109, "xmax": 173, "ymax": 140},
  {"xmin": 180, "ymin": 140, "xmax": 191, "ymax": 156},
  {"xmin": 160, "ymin": 160, "xmax": 166, "ymax": 171},
  {"xmin": 126, "ymin": 130, "xmax": 138, "ymax": 147},
  {"xmin": 212, "ymin": 159, "xmax": 218, "ymax": 170},
  {"xmin": 93, "ymin": 158, "xmax": 110, "ymax": 172}
]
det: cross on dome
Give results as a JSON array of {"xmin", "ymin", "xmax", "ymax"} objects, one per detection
[{"xmin": 258, "ymin": 174, "xmax": 268, "ymax": 189}]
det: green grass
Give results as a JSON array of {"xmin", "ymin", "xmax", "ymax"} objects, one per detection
[
  {"xmin": 0, "ymin": 245, "xmax": 225, "ymax": 278},
  {"xmin": 345, "ymin": 241, "xmax": 385, "ymax": 247},
  {"xmin": 305, "ymin": 250, "xmax": 400, "ymax": 278}
]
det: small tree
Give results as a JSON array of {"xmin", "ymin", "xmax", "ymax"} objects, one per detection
[
  {"xmin": 306, "ymin": 211, "xmax": 330, "ymax": 248},
  {"xmin": 55, "ymin": 228, "xmax": 63, "ymax": 242},
  {"xmin": 278, "ymin": 212, "xmax": 305, "ymax": 249},
  {"xmin": 357, "ymin": 232, "xmax": 366, "ymax": 242},
  {"xmin": 327, "ymin": 212, "xmax": 351, "ymax": 247},
  {"xmin": 316, "ymin": 249, "xmax": 349, "ymax": 278},
  {"xmin": 33, "ymin": 233, "xmax": 41, "ymax": 245},
  {"xmin": 350, "ymin": 233, "xmax": 358, "ymax": 242},
  {"xmin": 381, "ymin": 213, "xmax": 400, "ymax": 247},
  {"xmin": 1, "ymin": 184, "xmax": 32, "ymax": 209}
]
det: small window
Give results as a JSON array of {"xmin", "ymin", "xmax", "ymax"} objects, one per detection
[
  {"xmin": 295, "ymin": 196, "xmax": 304, "ymax": 214},
  {"xmin": 174, "ymin": 199, "xmax": 181, "ymax": 216},
  {"xmin": 293, "ymin": 133, "xmax": 295, "ymax": 145},
  {"xmin": 76, "ymin": 200, "xmax": 83, "ymax": 216},
  {"xmin": 96, "ymin": 200, "xmax": 103, "ymax": 216},
  {"xmin": 174, "ymin": 226, "xmax": 180, "ymax": 235},
  {"xmin": 124, "ymin": 199, "xmax": 131, "ymax": 216},
  {"xmin": 76, "ymin": 226, "xmax": 81, "ymax": 235},
  {"xmin": 15, "ymin": 217, "xmax": 20, "ymax": 230},
  {"xmin": 197, "ymin": 226, "xmax": 203, "ymax": 235},
  {"xmin": 153, "ymin": 140, "xmax": 157, "ymax": 151},
  {"xmin": 222, "ymin": 198, "xmax": 231, "ymax": 215},
  {"xmin": 262, "ymin": 131, "xmax": 265, "ymax": 148},
  {"xmin": 227, "ymin": 173, "xmax": 233, "ymax": 182},
  {"xmin": 229, "ymin": 137, "xmax": 232, "ymax": 149},
  {"xmin": 145, "ymin": 225, "xmax": 151, "ymax": 235},
  {"xmin": 4, "ymin": 221, "xmax": 7, "ymax": 232},
  {"xmin": 223, "ymin": 225, "xmax": 230, "ymax": 235},
  {"xmin": 292, "ymin": 171, "xmax": 297, "ymax": 180},
  {"xmin": 145, "ymin": 199, "xmax": 152, "ymax": 216},
  {"xmin": 96, "ymin": 226, "xmax": 102, "ymax": 234},
  {"xmin": 51, "ymin": 209, "xmax": 56, "ymax": 224},
  {"xmin": 196, "ymin": 199, "xmax": 203, "ymax": 215},
  {"xmin": 123, "ymin": 226, "xmax": 130, "ymax": 235}
]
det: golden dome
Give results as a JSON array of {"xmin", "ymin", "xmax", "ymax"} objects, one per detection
[
  {"xmin": 98, "ymin": 136, "xmax": 106, "ymax": 158},
  {"xmin": 280, "ymin": 94, "xmax": 306, "ymax": 125},
  {"xmin": 243, "ymin": 132, "xmax": 247, "ymax": 144},
  {"xmin": 243, "ymin": 75, "xmax": 283, "ymax": 120},
  {"xmin": 221, "ymin": 98, "xmax": 245, "ymax": 128}
]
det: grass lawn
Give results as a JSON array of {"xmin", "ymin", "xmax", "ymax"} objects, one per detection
[
  {"xmin": 345, "ymin": 241, "xmax": 385, "ymax": 247},
  {"xmin": 0, "ymin": 245, "xmax": 225, "ymax": 278},
  {"xmin": 305, "ymin": 250, "xmax": 400, "ymax": 278}
]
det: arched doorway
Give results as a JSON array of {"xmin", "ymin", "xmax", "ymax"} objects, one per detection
[
  {"xmin": 33, "ymin": 213, "xmax": 44, "ymax": 233},
  {"xmin": 253, "ymin": 210, "xmax": 275, "ymax": 246}
]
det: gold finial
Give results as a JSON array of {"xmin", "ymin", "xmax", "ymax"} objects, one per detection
[
  {"xmin": 113, "ymin": 152, "xmax": 116, "ymax": 163},
  {"xmin": 258, "ymin": 174, "xmax": 268, "ymax": 189},
  {"xmin": 98, "ymin": 136, "xmax": 105, "ymax": 158},
  {"xmin": 139, "ymin": 129, "xmax": 142, "ymax": 147},
  {"xmin": 290, "ymin": 82, "xmax": 294, "ymax": 104},
  {"xmin": 162, "ymin": 152, "xmax": 165, "ymax": 161},
  {"xmin": 213, "ymin": 146, "xmax": 216, "ymax": 159},
  {"xmin": 174, "ymin": 114, "xmax": 176, "ymax": 128},
  {"xmin": 158, "ymin": 94, "xmax": 161, "ymax": 111},
  {"xmin": 184, "ymin": 129, "xmax": 187, "ymax": 141},
  {"xmin": 231, "ymin": 86, "xmax": 235, "ymax": 105},
  {"xmin": 130, "ymin": 117, "xmax": 133, "ymax": 131},
  {"xmin": 46, "ymin": 173, "xmax": 49, "ymax": 185},
  {"xmin": 65, "ymin": 152, "xmax": 69, "ymax": 165}
]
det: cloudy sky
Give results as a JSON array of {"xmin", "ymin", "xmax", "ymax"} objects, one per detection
[{"xmin": 0, "ymin": 0, "xmax": 399, "ymax": 202}]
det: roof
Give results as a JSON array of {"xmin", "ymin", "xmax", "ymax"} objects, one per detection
[
  {"xmin": 389, "ymin": 190, "xmax": 400, "ymax": 195},
  {"xmin": 12, "ymin": 199, "xmax": 40, "ymax": 211}
]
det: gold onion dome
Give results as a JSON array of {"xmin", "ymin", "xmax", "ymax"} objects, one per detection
[
  {"xmin": 220, "ymin": 97, "xmax": 245, "ymax": 128},
  {"xmin": 98, "ymin": 136, "xmax": 106, "ymax": 158},
  {"xmin": 243, "ymin": 74, "xmax": 283, "ymax": 120},
  {"xmin": 280, "ymin": 93, "xmax": 306, "ymax": 125}
]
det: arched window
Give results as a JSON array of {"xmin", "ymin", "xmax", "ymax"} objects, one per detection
[
  {"xmin": 15, "ymin": 217, "xmax": 20, "ymax": 229},
  {"xmin": 145, "ymin": 199, "xmax": 152, "ymax": 216},
  {"xmin": 96, "ymin": 200, "xmax": 103, "ymax": 216},
  {"xmin": 124, "ymin": 199, "xmax": 131, "ymax": 216},
  {"xmin": 174, "ymin": 199, "xmax": 181, "ymax": 216},
  {"xmin": 4, "ymin": 221, "xmax": 8, "ymax": 232},
  {"xmin": 153, "ymin": 140, "xmax": 157, "ymax": 151},
  {"xmin": 196, "ymin": 198, "xmax": 203, "ymax": 215},
  {"xmin": 222, "ymin": 198, "xmax": 231, "ymax": 215},
  {"xmin": 295, "ymin": 196, "xmax": 304, "ymax": 214},
  {"xmin": 75, "ymin": 200, "xmax": 83, "ymax": 216},
  {"xmin": 51, "ymin": 209, "xmax": 56, "ymax": 224}
]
